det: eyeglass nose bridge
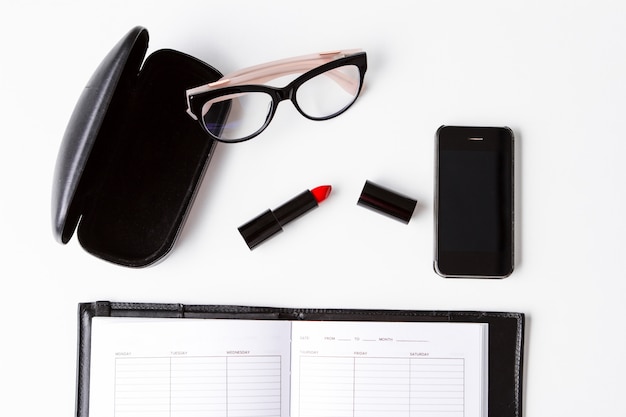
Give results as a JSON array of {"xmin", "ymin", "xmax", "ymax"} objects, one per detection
[
  {"xmin": 269, "ymin": 84, "xmax": 303, "ymax": 116},
  {"xmin": 271, "ymin": 84, "xmax": 294, "ymax": 104}
]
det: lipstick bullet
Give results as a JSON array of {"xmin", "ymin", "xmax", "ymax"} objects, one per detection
[{"xmin": 238, "ymin": 185, "xmax": 332, "ymax": 249}]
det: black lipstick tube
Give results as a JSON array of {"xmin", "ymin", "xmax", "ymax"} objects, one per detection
[{"xmin": 238, "ymin": 190, "xmax": 319, "ymax": 250}]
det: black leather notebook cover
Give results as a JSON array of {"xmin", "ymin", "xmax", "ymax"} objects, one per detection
[{"xmin": 76, "ymin": 301, "xmax": 524, "ymax": 417}]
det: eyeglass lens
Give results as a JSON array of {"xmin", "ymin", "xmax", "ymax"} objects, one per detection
[
  {"xmin": 201, "ymin": 64, "xmax": 361, "ymax": 142},
  {"xmin": 202, "ymin": 92, "xmax": 273, "ymax": 141}
]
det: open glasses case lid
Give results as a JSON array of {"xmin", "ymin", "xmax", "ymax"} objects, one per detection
[{"xmin": 52, "ymin": 26, "xmax": 224, "ymax": 267}]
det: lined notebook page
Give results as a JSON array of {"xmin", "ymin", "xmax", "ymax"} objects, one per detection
[
  {"xmin": 88, "ymin": 318, "xmax": 291, "ymax": 417},
  {"xmin": 290, "ymin": 321, "xmax": 488, "ymax": 417},
  {"xmin": 87, "ymin": 317, "xmax": 487, "ymax": 417}
]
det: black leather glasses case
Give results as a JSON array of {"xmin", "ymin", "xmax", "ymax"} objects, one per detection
[{"xmin": 51, "ymin": 27, "xmax": 225, "ymax": 267}]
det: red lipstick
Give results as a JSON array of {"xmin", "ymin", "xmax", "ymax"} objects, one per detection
[{"xmin": 238, "ymin": 185, "xmax": 332, "ymax": 249}]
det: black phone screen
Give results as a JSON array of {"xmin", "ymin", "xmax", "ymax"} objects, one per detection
[{"xmin": 435, "ymin": 126, "xmax": 514, "ymax": 278}]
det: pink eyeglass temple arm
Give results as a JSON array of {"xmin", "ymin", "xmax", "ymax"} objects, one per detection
[{"xmin": 186, "ymin": 49, "xmax": 362, "ymax": 120}]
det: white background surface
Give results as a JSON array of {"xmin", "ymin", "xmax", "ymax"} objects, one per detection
[{"xmin": 1, "ymin": 0, "xmax": 625, "ymax": 415}]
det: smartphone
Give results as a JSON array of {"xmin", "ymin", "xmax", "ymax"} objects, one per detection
[{"xmin": 434, "ymin": 126, "xmax": 514, "ymax": 278}]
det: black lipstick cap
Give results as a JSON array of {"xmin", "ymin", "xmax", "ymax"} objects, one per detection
[{"xmin": 357, "ymin": 180, "xmax": 417, "ymax": 223}]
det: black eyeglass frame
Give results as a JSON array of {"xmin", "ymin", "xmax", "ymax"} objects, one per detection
[{"xmin": 186, "ymin": 51, "xmax": 367, "ymax": 143}]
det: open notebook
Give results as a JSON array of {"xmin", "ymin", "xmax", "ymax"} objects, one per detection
[{"xmin": 76, "ymin": 302, "xmax": 524, "ymax": 417}]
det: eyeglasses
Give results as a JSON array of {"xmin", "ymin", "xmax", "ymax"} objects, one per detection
[{"xmin": 185, "ymin": 50, "xmax": 367, "ymax": 143}]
